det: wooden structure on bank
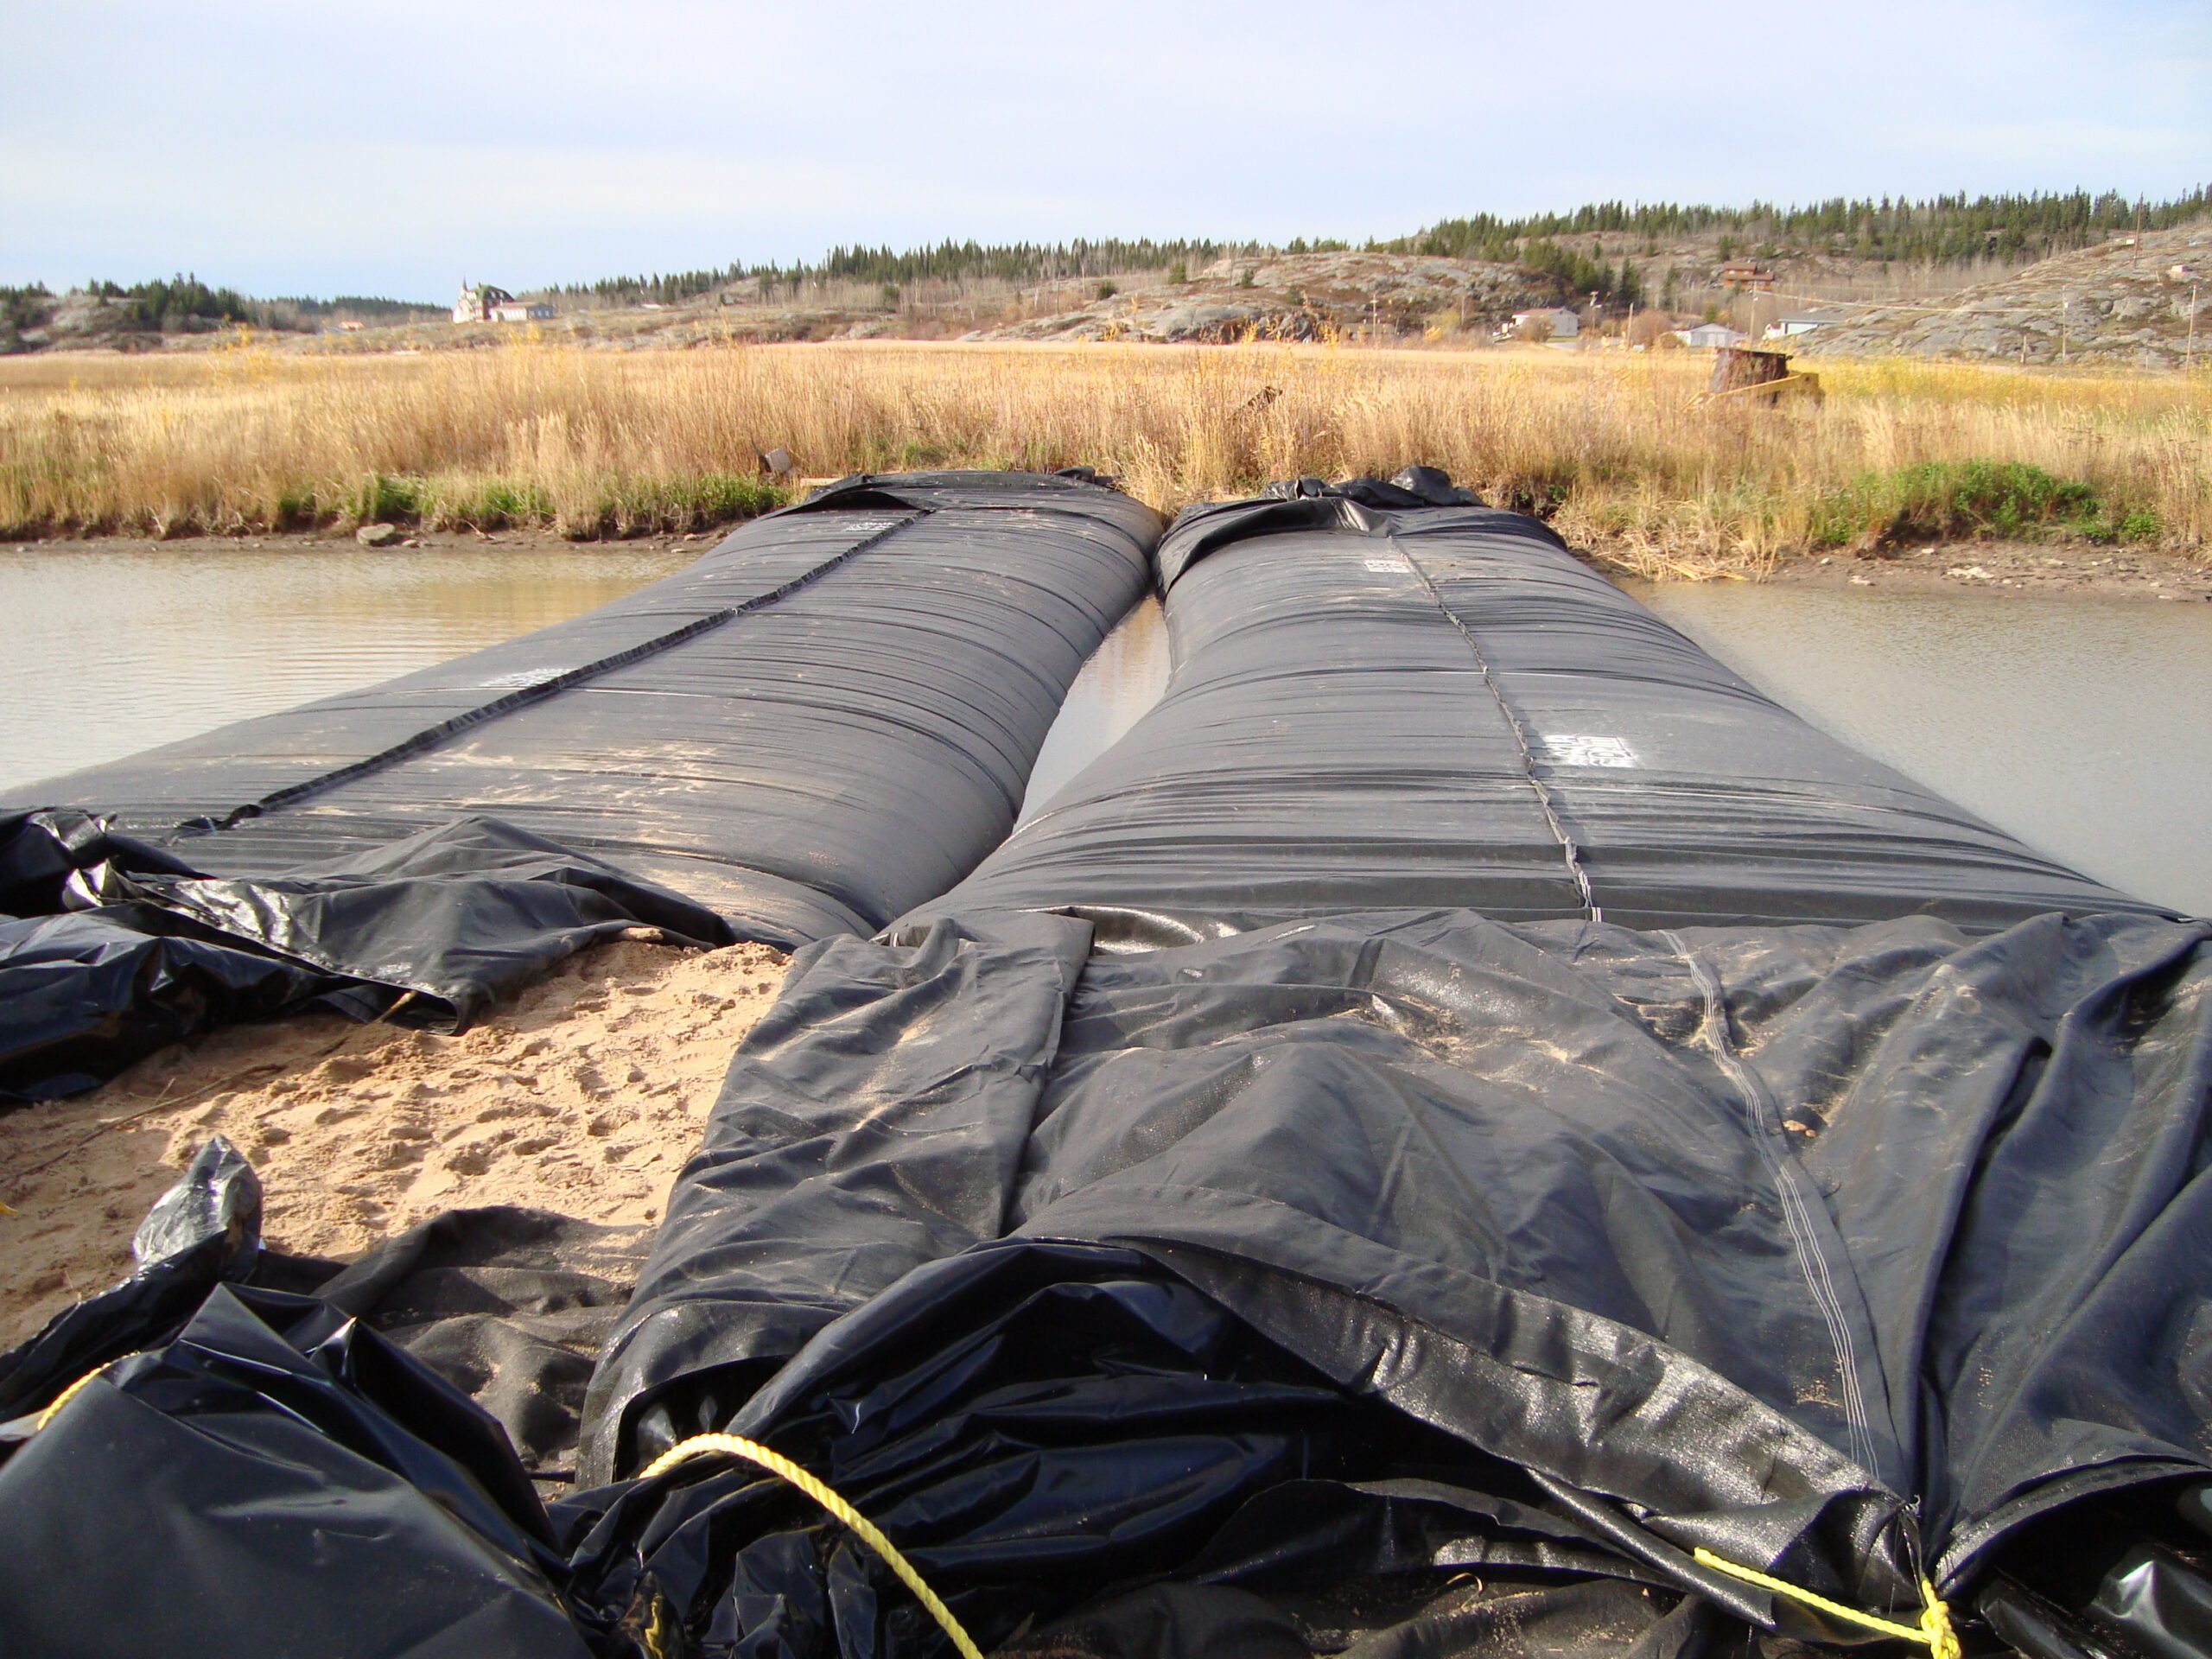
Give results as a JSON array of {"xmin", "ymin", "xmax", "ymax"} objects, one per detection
[{"xmin": 1703, "ymin": 345, "xmax": 1822, "ymax": 405}]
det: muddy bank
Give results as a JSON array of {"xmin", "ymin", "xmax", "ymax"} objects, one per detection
[
  {"xmin": 1766, "ymin": 539, "xmax": 2212, "ymax": 600},
  {"xmin": 0, "ymin": 938, "xmax": 786, "ymax": 1348}
]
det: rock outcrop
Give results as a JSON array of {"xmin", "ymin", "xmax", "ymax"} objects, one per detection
[
  {"xmin": 1794, "ymin": 226, "xmax": 2210, "ymax": 369},
  {"xmin": 969, "ymin": 252, "xmax": 1552, "ymax": 344}
]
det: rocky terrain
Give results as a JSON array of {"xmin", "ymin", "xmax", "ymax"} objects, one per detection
[
  {"xmin": 1, "ymin": 289, "xmax": 235, "ymax": 353},
  {"xmin": 1794, "ymin": 226, "xmax": 2210, "ymax": 369},
  {"xmin": 968, "ymin": 251, "xmax": 1553, "ymax": 343}
]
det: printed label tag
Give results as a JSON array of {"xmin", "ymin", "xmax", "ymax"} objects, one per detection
[
  {"xmin": 1363, "ymin": 557, "xmax": 1411, "ymax": 573},
  {"xmin": 1540, "ymin": 734, "xmax": 1637, "ymax": 768},
  {"xmin": 478, "ymin": 670, "xmax": 556, "ymax": 690}
]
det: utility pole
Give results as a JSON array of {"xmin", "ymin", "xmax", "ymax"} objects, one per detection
[{"xmin": 2060, "ymin": 293, "xmax": 2069, "ymax": 365}]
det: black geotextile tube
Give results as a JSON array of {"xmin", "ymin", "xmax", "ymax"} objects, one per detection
[
  {"xmin": 1, "ymin": 470, "xmax": 1160, "ymax": 948},
  {"xmin": 902, "ymin": 469, "xmax": 2177, "ymax": 938}
]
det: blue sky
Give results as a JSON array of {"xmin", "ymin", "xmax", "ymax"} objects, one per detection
[{"xmin": 4, "ymin": 0, "xmax": 2205, "ymax": 301}]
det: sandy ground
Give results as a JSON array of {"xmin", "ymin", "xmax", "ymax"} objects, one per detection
[
  {"xmin": 0, "ymin": 938, "xmax": 786, "ymax": 1349},
  {"xmin": 1768, "ymin": 539, "xmax": 2212, "ymax": 601}
]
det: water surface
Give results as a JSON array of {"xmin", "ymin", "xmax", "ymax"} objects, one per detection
[
  {"xmin": 0, "ymin": 543, "xmax": 690, "ymax": 792},
  {"xmin": 1019, "ymin": 596, "xmax": 1169, "ymax": 821},
  {"xmin": 1626, "ymin": 582, "xmax": 2211, "ymax": 918}
]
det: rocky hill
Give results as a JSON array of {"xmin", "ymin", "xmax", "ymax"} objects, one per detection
[
  {"xmin": 969, "ymin": 252, "xmax": 1552, "ymax": 343},
  {"xmin": 1793, "ymin": 226, "xmax": 2210, "ymax": 368}
]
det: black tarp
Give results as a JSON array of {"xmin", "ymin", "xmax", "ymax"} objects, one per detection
[
  {"xmin": 568, "ymin": 477, "xmax": 2212, "ymax": 1657},
  {"xmin": 584, "ymin": 906, "xmax": 2212, "ymax": 1630},
  {"xmin": 3, "ymin": 470, "xmax": 1159, "ymax": 947},
  {"xmin": 906, "ymin": 470, "xmax": 2174, "ymax": 938}
]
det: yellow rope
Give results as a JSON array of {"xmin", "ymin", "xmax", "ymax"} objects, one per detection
[
  {"xmin": 637, "ymin": 1433, "xmax": 985, "ymax": 1659},
  {"xmin": 34, "ymin": 1363, "xmax": 1952, "ymax": 1659},
  {"xmin": 1694, "ymin": 1548, "xmax": 1959, "ymax": 1659},
  {"xmin": 34, "ymin": 1363, "xmax": 111, "ymax": 1430}
]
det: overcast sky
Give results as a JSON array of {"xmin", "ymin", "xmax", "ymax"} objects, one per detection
[{"xmin": 4, "ymin": 0, "xmax": 2205, "ymax": 301}]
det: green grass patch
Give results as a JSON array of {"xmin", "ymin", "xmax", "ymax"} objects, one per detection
[{"xmin": 1812, "ymin": 459, "xmax": 2158, "ymax": 550}]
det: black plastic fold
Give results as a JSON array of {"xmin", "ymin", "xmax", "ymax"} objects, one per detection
[{"xmin": 0, "ymin": 811, "xmax": 736, "ymax": 1099}]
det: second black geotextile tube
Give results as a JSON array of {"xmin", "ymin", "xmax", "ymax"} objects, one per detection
[
  {"xmin": 907, "ymin": 476, "xmax": 2172, "ymax": 937},
  {"xmin": 2, "ymin": 470, "xmax": 1161, "ymax": 948}
]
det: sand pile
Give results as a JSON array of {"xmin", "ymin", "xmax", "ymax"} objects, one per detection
[{"xmin": 0, "ymin": 938, "xmax": 787, "ymax": 1347}]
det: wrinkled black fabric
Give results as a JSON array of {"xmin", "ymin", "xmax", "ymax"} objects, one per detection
[
  {"xmin": 0, "ymin": 812, "xmax": 736, "ymax": 1099},
  {"xmin": 0, "ymin": 1282, "xmax": 587, "ymax": 1659},
  {"xmin": 912, "ymin": 481, "xmax": 2172, "ymax": 937},
  {"xmin": 3, "ymin": 472, "xmax": 1159, "ymax": 946},
  {"xmin": 562, "ymin": 1242, "xmax": 1737, "ymax": 1658},
  {"xmin": 0, "ymin": 805, "xmax": 197, "ymax": 914},
  {"xmin": 321, "ymin": 1207, "xmax": 657, "ymax": 1478},
  {"xmin": 0, "ymin": 903, "xmax": 340, "ymax": 1099},
  {"xmin": 129, "ymin": 1131, "xmax": 263, "ymax": 1268},
  {"xmin": 583, "ymin": 909, "xmax": 1094, "ymax": 1480},
  {"xmin": 583, "ymin": 900, "xmax": 2212, "ymax": 1652}
]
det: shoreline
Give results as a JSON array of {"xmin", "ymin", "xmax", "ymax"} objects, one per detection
[{"xmin": 10, "ymin": 525, "xmax": 2205, "ymax": 602}]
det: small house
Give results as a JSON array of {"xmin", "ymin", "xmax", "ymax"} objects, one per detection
[
  {"xmin": 1675, "ymin": 322, "xmax": 1746, "ymax": 349},
  {"xmin": 454, "ymin": 283, "xmax": 554, "ymax": 324},
  {"xmin": 1502, "ymin": 308, "xmax": 1579, "ymax": 340}
]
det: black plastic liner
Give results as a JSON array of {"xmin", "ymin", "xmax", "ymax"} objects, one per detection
[
  {"xmin": 909, "ymin": 471, "xmax": 2176, "ymax": 938},
  {"xmin": 580, "ymin": 899, "xmax": 2212, "ymax": 1655},
  {"xmin": 0, "ymin": 1275, "xmax": 593, "ymax": 1658},
  {"xmin": 3, "ymin": 471, "xmax": 1159, "ymax": 947},
  {"xmin": 11, "ymin": 475, "xmax": 2208, "ymax": 1658}
]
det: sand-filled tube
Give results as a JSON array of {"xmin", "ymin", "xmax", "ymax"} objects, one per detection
[
  {"xmin": 907, "ymin": 468, "xmax": 2175, "ymax": 938},
  {"xmin": 5, "ymin": 470, "xmax": 1160, "ymax": 945}
]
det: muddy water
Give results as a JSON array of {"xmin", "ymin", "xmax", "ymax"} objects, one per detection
[
  {"xmin": 1626, "ymin": 582, "xmax": 2212, "ymax": 919},
  {"xmin": 0, "ymin": 543, "xmax": 690, "ymax": 792},
  {"xmin": 1022, "ymin": 585, "xmax": 2209, "ymax": 919},
  {"xmin": 1018, "ymin": 596, "xmax": 1169, "ymax": 822}
]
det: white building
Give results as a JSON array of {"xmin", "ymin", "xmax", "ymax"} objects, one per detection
[
  {"xmin": 1675, "ymin": 321, "xmax": 1747, "ymax": 349},
  {"xmin": 1502, "ymin": 308, "xmax": 1579, "ymax": 340},
  {"xmin": 1763, "ymin": 312, "xmax": 1837, "ymax": 340},
  {"xmin": 454, "ymin": 283, "xmax": 554, "ymax": 324}
]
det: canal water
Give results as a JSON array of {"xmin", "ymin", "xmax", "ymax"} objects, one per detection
[
  {"xmin": 0, "ymin": 543, "xmax": 690, "ymax": 793},
  {"xmin": 3, "ymin": 544, "xmax": 2202, "ymax": 920},
  {"xmin": 1624, "ymin": 582, "xmax": 2211, "ymax": 920}
]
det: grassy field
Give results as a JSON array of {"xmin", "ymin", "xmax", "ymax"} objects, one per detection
[{"xmin": 0, "ymin": 341, "xmax": 2202, "ymax": 577}]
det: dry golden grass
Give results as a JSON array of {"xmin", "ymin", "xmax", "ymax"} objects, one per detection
[{"xmin": 1, "ymin": 340, "xmax": 2203, "ymax": 576}]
